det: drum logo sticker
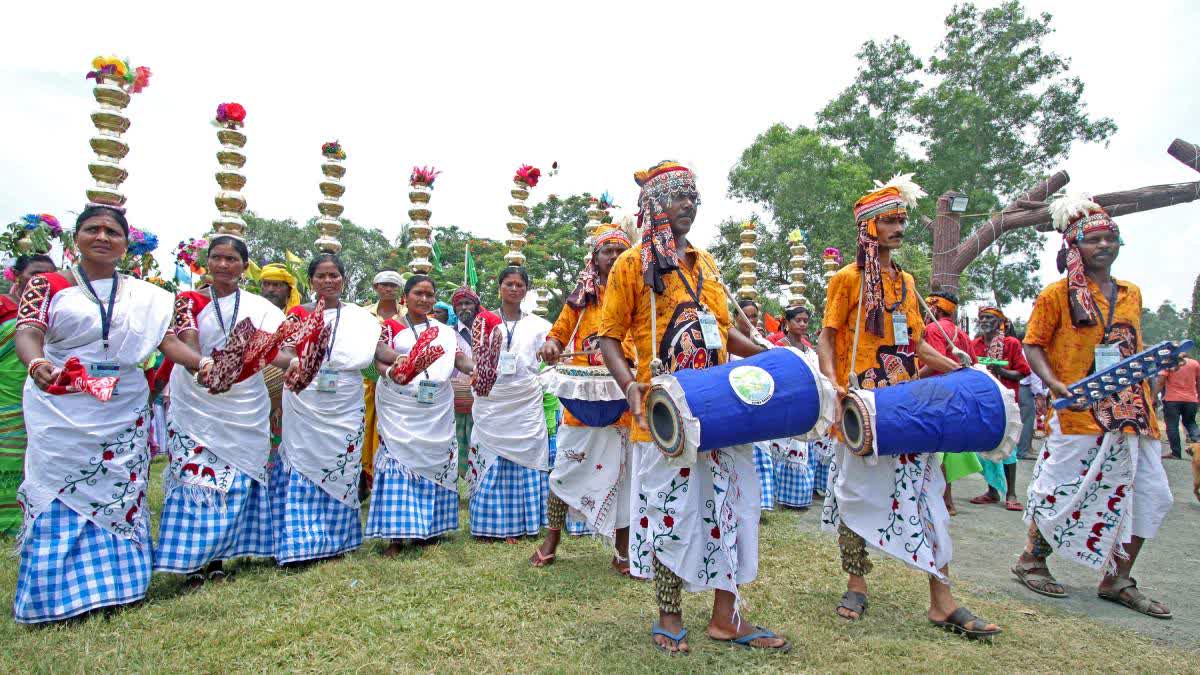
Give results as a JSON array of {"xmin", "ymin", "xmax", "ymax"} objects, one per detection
[{"xmin": 729, "ymin": 365, "xmax": 774, "ymax": 405}]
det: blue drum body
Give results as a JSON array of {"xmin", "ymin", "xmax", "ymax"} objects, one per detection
[
  {"xmin": 843, "ymin": 367, "xmax": 1011, "ymax": 457},
  {"xmin": 648, "ymin": 348, "xmax": 829, "ymax": 456}
]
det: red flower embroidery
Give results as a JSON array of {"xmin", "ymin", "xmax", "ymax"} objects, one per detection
[
  {"xmin": 347, "ymin": 444, "xmax": 355, "ymax": 452},
  {"xmin": 663, "ymin": 515, "xmax": 675, "ymax": 528},
  {"xmin": 639, "ymin": 516, "xmax": 649, "ymax": 528},
  {"xmin": 710, "ymin": 526, "xmax": 720, "ymax": 539},
  {"xmin": 679, "ymin": 468, "xmax": 690, "ymax": 477},
  {"xmin": 129, "ymin": 472, "xmax": 137, "ymax": 482},
  {"xmin": 1095, "ymin": 472, "xmax": 1103, "ymax": 481},
  {"xmin": 595, "ymin": 464, "xmax": 603, "ymax": 470},
  {"xmin": 1046, "ymin": 495, "xmax": 1056, "ymax": 504},
  {"xmin": 102, "ymin": 450, "xmax": 114, "ymax": 461},
  {"xmin": 1071, "ymin": 510, "xmax": 1081, "ymax": 521},
  {"xmin": 135, "ymin": 417, "xmax": 144, "ymax": 427},
  {"xmin": 891, "ymin": 498, "xmax": 899, "ymax": 511},
  {"xmin": 1042, "ymin": 451, "xmax": 1050, "ymax": 459}
]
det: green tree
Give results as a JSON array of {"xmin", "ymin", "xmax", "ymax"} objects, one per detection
[
  {"xmin": 1142, "ymin": 300, "xmax": 1191, "ymax": 344},
  {"xmin": 724, "ymin": 125, "xmax": 872, "ymax": 314},
  {"xmin": 1191, "ymin": 273, "xmax": 1200, "ymax": 346},
  {"xmin": 242, "ymin": 212, "xmax": 393, "ymax": 303},
  {"xmin": 731, "ymin": 1, "xmax": 1117, "ymax": 312}
]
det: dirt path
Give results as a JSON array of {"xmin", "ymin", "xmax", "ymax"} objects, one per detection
[{"xmin": 799, "ymin": 455, "xmax": 1199, "ymax": 647}]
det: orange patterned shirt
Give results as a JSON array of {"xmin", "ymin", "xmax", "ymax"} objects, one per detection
[
  {"xmin": 547, "ymin": 285, "xmax": 636, "ymax": 428},
  {"xmin": 1023, "ymin": 277, "xmax": 1158, "ymax": 438},
  {"xmin": 597, "ymin": 245, "xmax": 730, "ymax": 442},
  {"xmin": 822, "ymin": 262, "xmax": 925, "ymax": 390}
]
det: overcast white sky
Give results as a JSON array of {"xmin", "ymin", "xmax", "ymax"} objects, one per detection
[{"xmin": 3, "ymin": 0, "xmax": 1197, "ymax": 317}]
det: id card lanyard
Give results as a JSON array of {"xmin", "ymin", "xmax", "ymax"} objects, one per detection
[
  {"xmin": 210, "ymin": 287, "xmax": 241, "ymax": 340},
  {"xmin": 1094, "ymin": 282, "xmax": 1120, "ymax": 371},
  {"xmin": 76, "ymin": 266, "xmax": 119, "ymax": 357},
  {"xmin": 675, "ymin": 268, "xmax": 722, "ymax": 349},
  {"xmin": 316, "ymin": 303, "xmax": 343, "ymax": 392},
  {"xmin": 407, "ymin": 316, "xmax": 438, "ymax": 403},
  {"xmin": 499, "ymin": 311, "xmax": 520, "ymax": 375}
]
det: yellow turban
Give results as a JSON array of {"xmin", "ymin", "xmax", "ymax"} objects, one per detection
[{"xmin": 260, "ymin": 263, "xmax": 301, "ymax": 311}]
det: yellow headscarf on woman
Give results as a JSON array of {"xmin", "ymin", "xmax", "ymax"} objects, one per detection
[{"xmin": 260, "ymin": 263, "xmax": 301, "ymax": 311}]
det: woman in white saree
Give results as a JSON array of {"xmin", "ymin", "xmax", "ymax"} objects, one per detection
[
  {"xmin": 12, "ymin": 205, "xmax": 209, "ymax": 623},
  {"xmin": 367, "ymin": 275, "xmax": 473, "ymax": 555},
  {"xmin": 467, "ymin": 266, "xmax": 553, "ymax": 541},
  {"xmin": 155, "ymin": 236, "xmax": 284, "ymax": 585},
  {"xmin": 272, "ymin": 254, "xmax": 377, "ymax": 565}
]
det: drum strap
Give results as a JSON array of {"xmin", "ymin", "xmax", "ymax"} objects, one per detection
[
  {"xmin": 848, "ymin": 272, "xmax": 866, "ymax": 390},
  {"xmin": 696, "ymin": 257, "xmax": 771, "ymax": 348},
  {"xmin": 564, "ymin": 310, "xmax": 585, "ymax": 355}
]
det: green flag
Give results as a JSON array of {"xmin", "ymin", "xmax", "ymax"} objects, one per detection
[
  {"xmin": 464, "ymin": 241, "xmax": 478, "ymax": 289},
  {"xmin": 431, "ymin": 230, "xmax": 443, "ymax": 268}
]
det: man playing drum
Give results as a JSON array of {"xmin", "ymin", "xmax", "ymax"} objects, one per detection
[
  {"xmin": 597, "ymin": 161, "xmax": 789, "ymax": 655},
  {"xmin": 531, "ymin": 223, "xmax": 636, "ymax": 573},
  {"xmin": 817, "ymin": 174, "xmax": 1001, "ymax": 640},
  {"xmin": 1012, "ymin": 195, "xmax": 1173, "ymax": 619}
]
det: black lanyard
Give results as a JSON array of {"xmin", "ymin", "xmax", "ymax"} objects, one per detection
[
  {"xmin": 1097, "ymin": 282, "xmax": 1118, "ymax": 342},
  {"xmin": 674, "ymin": 267, "xmax": 705, "ymax": 308},
  {"xmin": 406, "ymin": 315, "xmax": 430, "ymax": 379},
  {"xmin": 210, "ymin": 287, "xmax": 241, "ymax": 339},
  {"xmin": 501, "ymin": 311, "xmax": 521, "ymax": 351},
  {"xmin": 324, "ymin": 303, "xmax": 342, "ymax": 363},
  {"xmin": 76, "ymin": 266, "xmax": 118, "ymax": 353},
  {"xmin": 883, "ymin": 266, "xmax": 908, "ymax": 313}
]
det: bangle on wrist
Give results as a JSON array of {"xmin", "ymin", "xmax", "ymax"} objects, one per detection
[
  {"xmin": 624, "ymin": 380, "xmax": 641, "ymax": 399},
  {"xmin": 27, "ymin": 358, "xmax": 51, "ymax": 378}
]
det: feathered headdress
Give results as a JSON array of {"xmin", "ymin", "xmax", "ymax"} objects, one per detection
[
  {"xmin": 1049, "ymin": 193, "xmax": 1120, "ymax": 328},
  {"xmin": 852, "ymin": 173, "xmax": 925, "ymax": 337}
]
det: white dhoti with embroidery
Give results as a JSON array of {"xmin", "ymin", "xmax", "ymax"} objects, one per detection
[
  {"xmin": 821, "ymin": 443, "xmax": 953, "ymax": 580},
  {"xmin": 550, "ymin": 424, "xmax": 631, "ymax": 539},
  {"xmin": 628, "ymin": 441, "xmax": 759, "ymax": 594},
  {"xmin": 1024, "ymin": 417, "xmax": 1172, "ymax": 573}
]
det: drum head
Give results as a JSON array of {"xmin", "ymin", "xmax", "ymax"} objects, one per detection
[
  {"xmin": 646, "ymin": 386, "xmax": 685, "ymax": 458},
  {"xmin": 841, "ymin": 394, "xmax": 873, "ymax": 457}
]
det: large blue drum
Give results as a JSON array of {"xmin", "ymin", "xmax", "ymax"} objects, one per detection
[
  {"xmin": 840, "ymin": 366, "xmax": 1019, "ymax": 458},
  {"xmin": 646, "ymin": 347, "xmax": 835, "ymax": 458}
]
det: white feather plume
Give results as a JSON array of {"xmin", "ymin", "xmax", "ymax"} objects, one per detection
[
  {"xmin": 1049, "ymin": 193, "xmax": 1100, "ymax": 233},
  {"xmin": 872, "ymin": 173, "xmax": 927, "ymax": 208}
]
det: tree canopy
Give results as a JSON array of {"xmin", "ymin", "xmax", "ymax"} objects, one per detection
[{"xmin": 720, "ymin": 1, "xmax": 1115, "ymax": 314}]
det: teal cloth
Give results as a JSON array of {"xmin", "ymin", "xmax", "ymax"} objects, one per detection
[{"xmin": 979, "ymin": 445, "xmax": 1018, "ymax": 494}]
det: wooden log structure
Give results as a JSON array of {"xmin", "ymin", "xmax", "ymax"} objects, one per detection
[{"xmin": 930, "ymin": 138, "xmax": 1200, "ymax": 294}]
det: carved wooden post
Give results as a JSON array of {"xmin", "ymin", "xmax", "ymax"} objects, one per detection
[{"xmin": 930, "ymin": 193, "xmax": 961, "ymax": 294}]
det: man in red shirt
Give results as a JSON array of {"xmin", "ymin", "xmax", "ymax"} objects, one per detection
[
  {"xmin": 970, "ymin": 307, "xmax": 1031, "ymax": 510},
  {"xmin": 1154, "ymin": 352, "xmax": 1200, "ymax": 459},
  {"xmin": 920, "ymin": 292, "xmax": 979, "ymax": 516}
]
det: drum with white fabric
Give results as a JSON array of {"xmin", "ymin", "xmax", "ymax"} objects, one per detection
[
  {"xmin": 840, "ymin": 365, "xmax": 1020, "ymax": 459},
  {"xmin": 645, "ymin": 347, "xmax": 836, "ymax": 458},
  {"xmin": 542, "ymin": 364, "xmax": 628, "ymax": 427}
]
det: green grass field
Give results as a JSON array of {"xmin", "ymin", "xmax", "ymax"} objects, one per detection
[{"xmin": 0, "ymin": 456, "xmax": 1194, "ymax": 673}]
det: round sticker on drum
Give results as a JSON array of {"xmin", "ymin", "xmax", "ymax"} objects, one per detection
[{"xmin": 729, "ymin": 365, "xmax": 774, "ymax": 405}]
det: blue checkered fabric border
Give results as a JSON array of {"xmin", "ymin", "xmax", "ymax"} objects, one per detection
[
  {"xmin": 753, "ymin": 444, "xmax": 776, "ymax": 511},
  {"xmin": 154, "ymin": 470, "xmax": 274, "ymax": 573},
  {"xmin": 809, "ymin": 447, "xmax": 830, "ymax": 496},
  {"xmin": 267, "ymin": 455, "xmax": 288, "ymax": 554},
  {"xmin": 13, "ymin": 500, "xmax": 151, "ymax": 624},
  {"xmin": 274, "ymin": 467, "xmax": 363, "ymax": 565},
  {"xmin": 774, "ymin": 458, "xmax": 814, "ymax": 508},
  {"xmin": 546, "ymin": 434, "xmax": 592, "ymax": 536},
  {"xmin": 365, "ymin": 456, "xmax": 459, "ymax": 540},
  {"xmin": 469, "ymin": 455, "xmax": 547, "ymax": 539}
]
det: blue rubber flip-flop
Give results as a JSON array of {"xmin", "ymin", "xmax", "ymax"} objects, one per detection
[
  {"xmin": 651, "ymin": 623, "xmax": 689, "ymax": 656},
  {"xmin": 714, "ymin": 626, "xmax": 792, "ymax": 653}
]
